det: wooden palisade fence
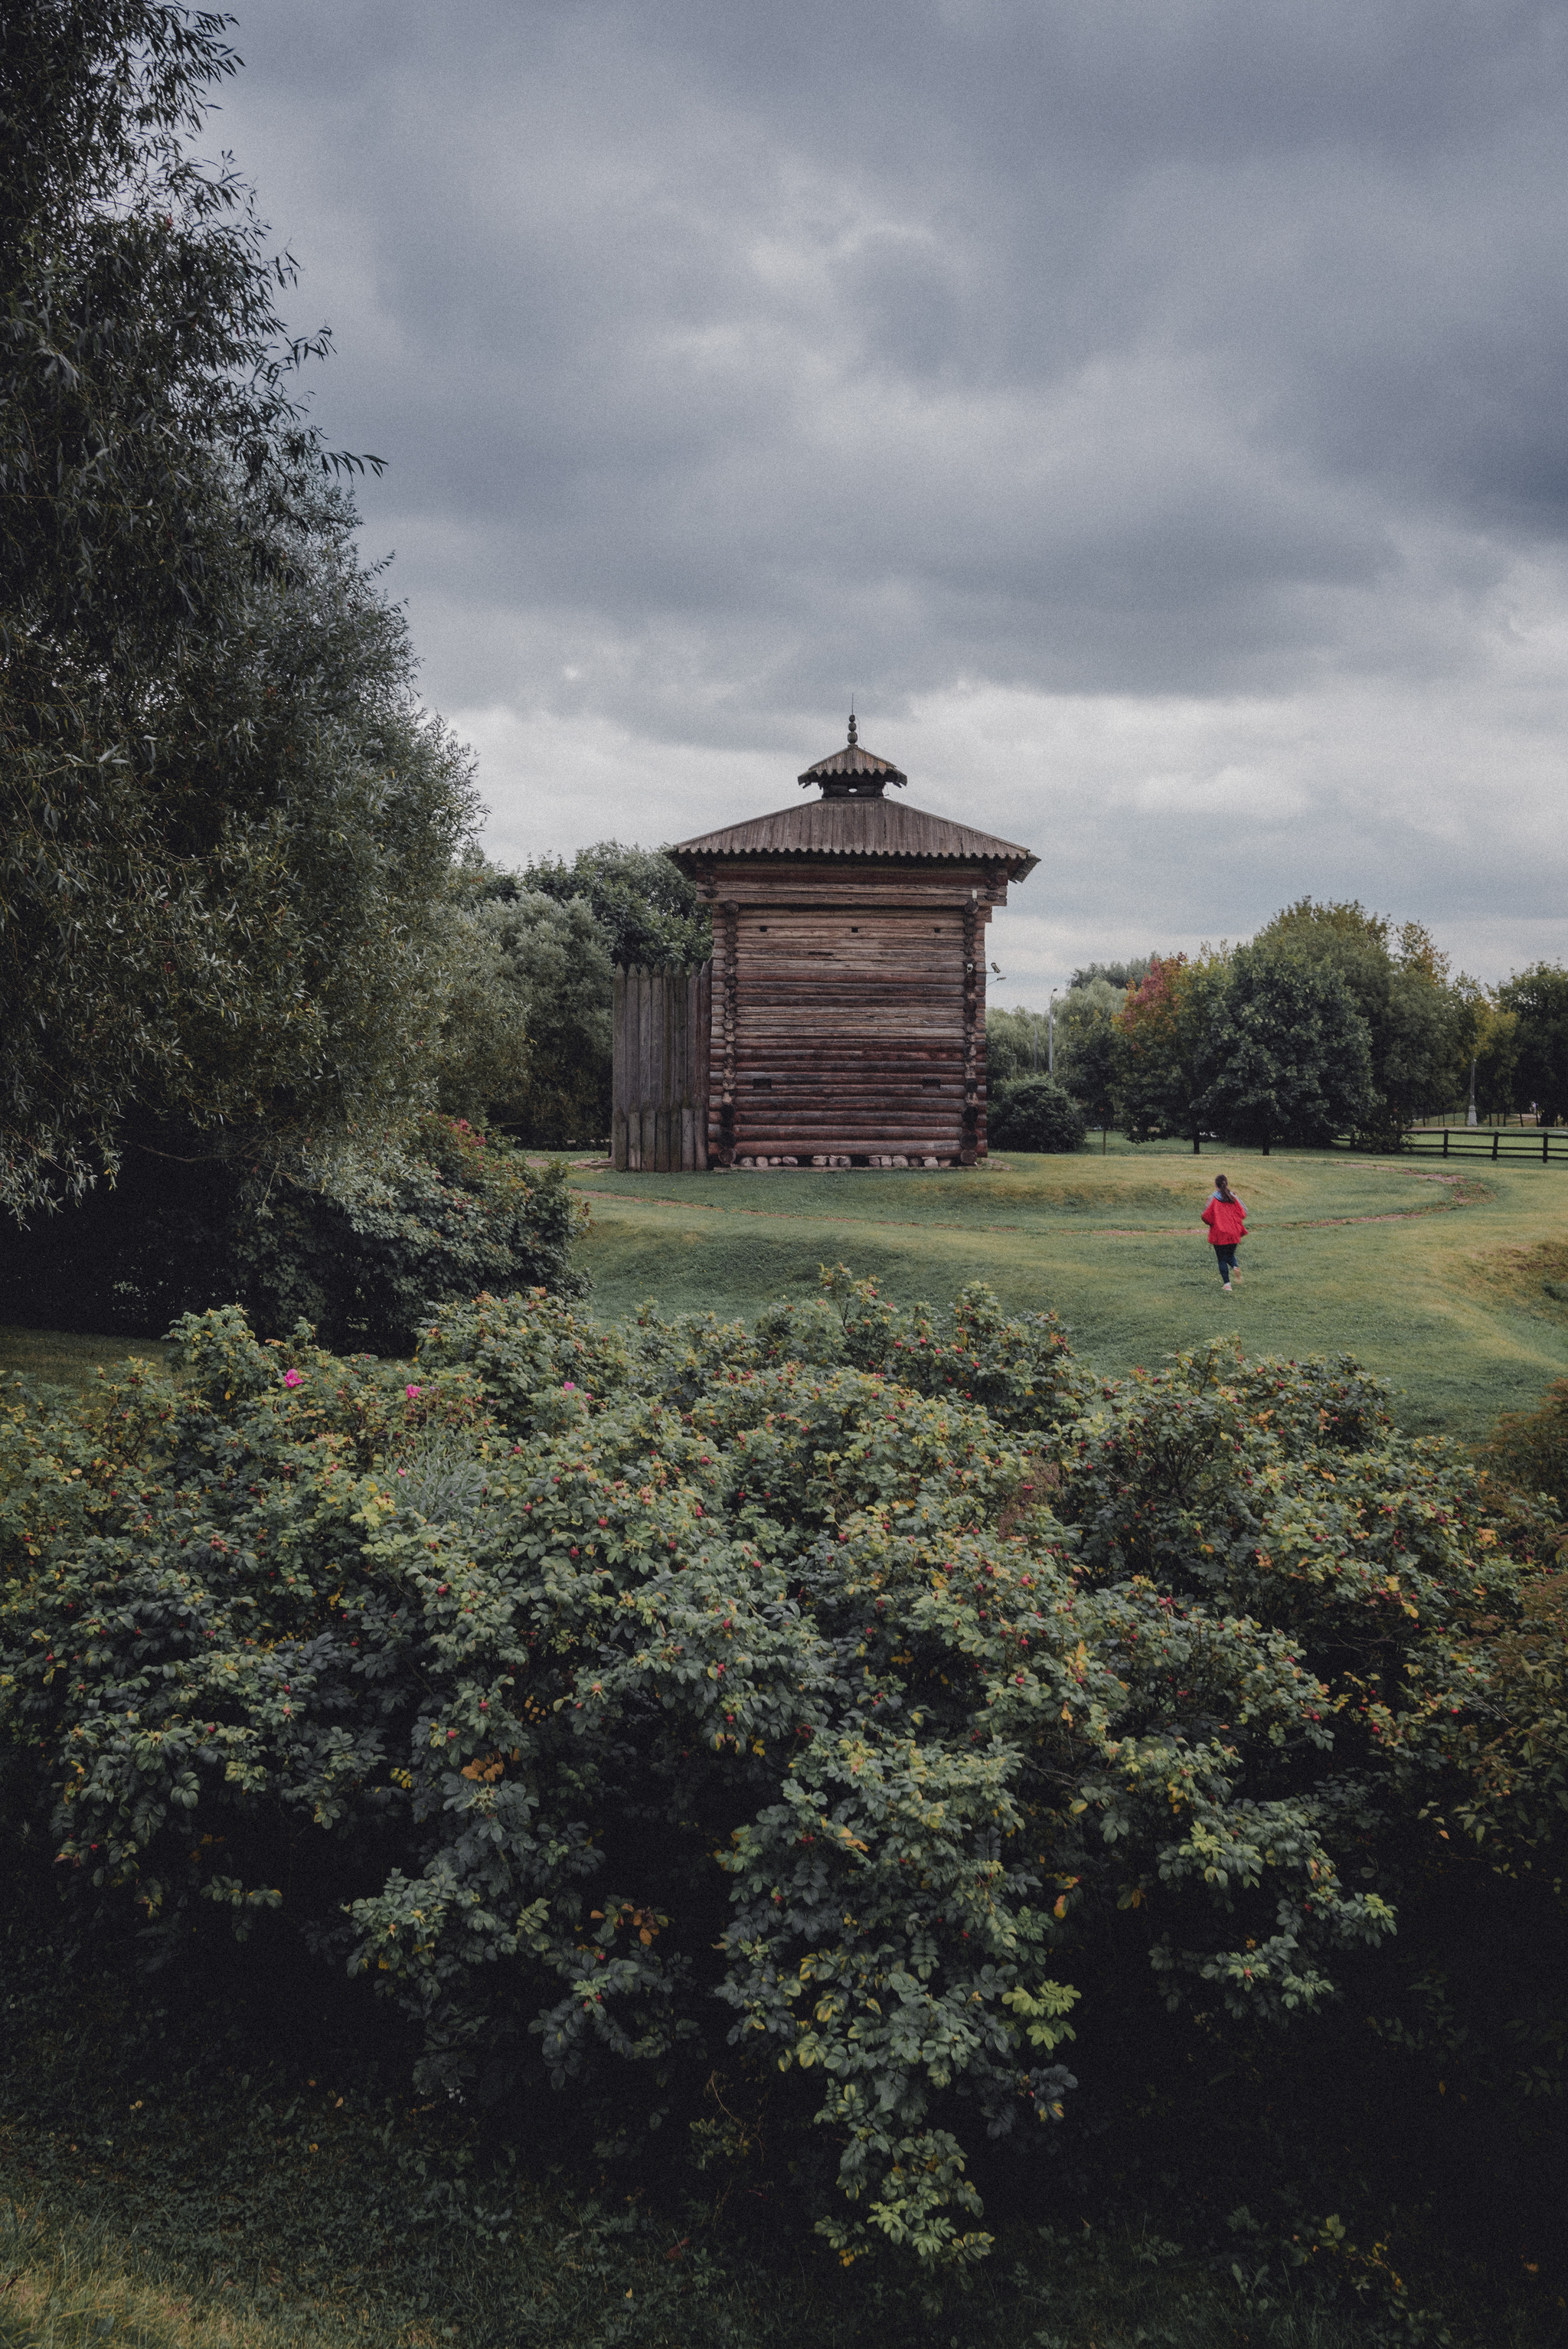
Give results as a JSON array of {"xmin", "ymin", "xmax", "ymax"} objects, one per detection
[{"xmin": 612, "ymin": 965, "xmax": 712, "ymax": 1171}]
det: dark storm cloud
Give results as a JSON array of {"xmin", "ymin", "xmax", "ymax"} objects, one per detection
[
  {"xmin": 211, "ymin": 0, "xmax": 1568, "ymax": 974},
  {"xmin": 226, "ymin": 2, "xmax": 1568, "ymax": 676}
]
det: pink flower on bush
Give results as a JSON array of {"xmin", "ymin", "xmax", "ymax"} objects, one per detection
[
  {"xmin": 406, "ymin": 1384, "xmax": 422, "ymax": 1400},
  {"xmin": 283, "ymin": 1368, "xmax": 304, "ymax": 1389},
  {"xmin": 563, "ymin": 1381, "xmax": 577, "ymax": 1392}
]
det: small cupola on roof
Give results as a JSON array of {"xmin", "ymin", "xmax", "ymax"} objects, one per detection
[{"xmin": 799, "ymin": 714, "xmax": 907, "ymax": 799}]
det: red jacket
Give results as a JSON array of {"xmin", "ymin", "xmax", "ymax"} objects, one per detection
[{"xmin": 1201, "ymin": 1194, "xmax": 1247, "ymax": 1246}]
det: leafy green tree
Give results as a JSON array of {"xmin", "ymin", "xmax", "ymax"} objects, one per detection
[
  {"xmin": 230, "ymin": 1122, "xmax": 588, "ymax": 1351},
  {"xmin": 1500, "ymin": 962, "xmax": 1568, "ymax": 1124},
  {"xmin": 0, "ymin": 1113, "xmax": 586, "ymax": 1348},
  {"xmin": 988, "ymin": 1075, "xmax": 1086, "ymax": 1152},
  {"xmin": 2, "ymin": 1, "xmax": 467, "ymax": 1217},
  {"xmin": 446, "ymin": 848, "xmax": 710, "ymax": 1147},
  {"xmin": 1199, "ymin": 943, "xmax": 1377, "ymax": 1152},
  {"xmin": 984, "ymin": 1005, "xmax": 1048, "ymax": 1089},
  {"xmin": 436, "ymin": 889, "xmax": 615, "ymax": 1145},
  {"xmin": 1119, "ymin": 913, "xmax": 1470, "ymax": 1148},
  {"xmin": 987, "ymin": 983, "xmax": 1122, "ymax": 1106},
  {"xmin": 1070, "ymin": 1018, "xmax": 1122, "ymax": 1147},
  {"xmin": 1255, "ymin": 901, "xmax": 1466, "ymax": 1141},
  {"xmin": 423, "ymin": 896, "xmax": 537, "ymax": 1132},
  {"xmin": 1051, "ymin": 980, "xmax": 1123, "ymax": 1116},
  {"xmin": 1460, "ymin": 987, "xmax": 1522, "ymax": 1119},
  {"xmin": 515, "ymin": 842, "xmax": 710, "ymax": 970},
  {"xmin": 148, "ymin": 521, "xmax": 479, "ymax": 1127},
  {"xmin": 2, "ymin": 507, "xmax": 480, "ymax": 1242},
  {"xmin": 1069, "ymin": 958, "xmax": 1151, "ymax": 991},
  {"xmin": 1116, "ymin": 952, "xmax": 1230, "ymax": 1145},
  {"xmin": 1, "ymin": 0, "xmax": 334, "ymax": 668}
]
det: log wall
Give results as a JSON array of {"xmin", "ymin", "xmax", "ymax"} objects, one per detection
[
  {"xmin": 694, "ymin": 858, "xmax": 1008, "ymax": 1168},
  {"xmin": 611, "ymin": 965, "xmax": 711, "ymax": 1171}
]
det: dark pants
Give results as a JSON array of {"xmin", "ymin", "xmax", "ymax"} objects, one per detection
[{"xmin": 1214, "ymin": 1244, "xmax": 1238, "ymax": 1283}]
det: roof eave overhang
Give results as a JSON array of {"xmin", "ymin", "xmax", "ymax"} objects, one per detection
[{"xmin": 666, "ymin": 842, "xmax": 1038, "ymax": 879}]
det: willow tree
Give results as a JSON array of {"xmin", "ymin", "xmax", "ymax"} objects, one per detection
[{"xmin": 1, "ymin": 2, "xmax": 475, "ymax": 1218}]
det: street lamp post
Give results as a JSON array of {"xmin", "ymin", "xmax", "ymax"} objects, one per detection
[{"xmin": 1048, "ymin": 987, "xmax": 1058, "ymax": 1078}]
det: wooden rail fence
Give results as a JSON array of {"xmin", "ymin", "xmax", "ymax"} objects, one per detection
[
  {"xmin": 612, "ymin": 964, "xmax": 711, "ymax": 1172},
  {"xmin": 1398, "ymin": 1125, "xmax": 1567, "ymax": 1165},
  {"xmin": 1331, "ymin": 1126, "xmax": 1567, "ymax": 1165}
]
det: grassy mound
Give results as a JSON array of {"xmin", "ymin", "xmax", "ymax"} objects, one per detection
[{"xmin": 567, "ymin": 1144, "xmax": 1568, "ymax": 1436}]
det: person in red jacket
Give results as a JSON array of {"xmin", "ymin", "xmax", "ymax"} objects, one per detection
[{"xmin": 1200, "ymin": 1173, "xmax": 1246, "ymax": 1292}]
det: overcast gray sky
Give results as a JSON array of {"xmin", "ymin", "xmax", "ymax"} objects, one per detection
[{"xmin": 216, "ymin": 0, "xmax": 1568, "ymax": 998}]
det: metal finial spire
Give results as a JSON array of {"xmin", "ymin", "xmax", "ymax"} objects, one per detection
[{"xmin": 848, "ymin": 709, "xmax": 858, "ymax": 747}]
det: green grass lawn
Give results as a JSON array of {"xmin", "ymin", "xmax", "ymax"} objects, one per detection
[
  {"xmin": 5, "ymin": 1141, "xmax": 1564, "ymax": 1438},
  {"xmin": 0, "ymin": 1324, "xmax": 174, "ymax": 1394},
  {"xmin": 568, "ymin": 1139, "xmax": 1568, "ymax": 1437}
]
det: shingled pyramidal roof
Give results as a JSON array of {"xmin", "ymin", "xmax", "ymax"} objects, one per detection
[{"xmin": 666, "ymin": 717, "xmax": 1037, "ymax": 877}]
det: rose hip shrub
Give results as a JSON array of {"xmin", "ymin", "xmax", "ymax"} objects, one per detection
[{"xmin": 0, "ymin": 1279, "xmax": 1557, "ymax": 2268}]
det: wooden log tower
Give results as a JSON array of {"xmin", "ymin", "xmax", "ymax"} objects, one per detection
[{"xmin": 664, "ymin": 720, "xmax": 1037, "ymax": 1168}]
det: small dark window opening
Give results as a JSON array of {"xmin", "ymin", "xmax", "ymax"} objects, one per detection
[
  {"xmin": 933, "ymin": 926, "xmax": 942, "ymax": 933},
  {"xmin": 850, "ymin": 925, "xmax": 859, "ymax": 933},
  {"xmin": 752, "ymin": 1077, "xmax": 773, "ymax": 1090},
  {"xmin": 922, "ymin": 1078, "xmax": 942, "ymax": 1090},
  {"xmin": 758, "ymin": 924, "xmax": 768, "ymax": 932}
]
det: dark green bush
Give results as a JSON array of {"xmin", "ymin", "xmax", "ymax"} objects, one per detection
[
  {"xmin": 231, "ymin": 1119, "xmax": 587, "ymax": 1351},
  {"xmin": 1479, "ymin": 1374, "xmax": 1568, "ymax": 1518},
  {"xmin": 0, "ymin": 1117, "xmax": 586, "ymax": 1351},
  {"xmin": 988, "ymin": 1076, "xmax": 1086, "ymax": 1154},
  {"xmin": 1, "ymin": 1282, "xmax": 1562, "ymax": 2282}
]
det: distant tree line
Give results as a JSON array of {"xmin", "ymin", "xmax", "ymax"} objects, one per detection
[{"xmin": 988, "ymin": 903, "xmax": 1568, "ymax": 1152}]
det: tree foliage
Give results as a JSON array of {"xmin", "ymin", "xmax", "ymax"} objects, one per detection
[
  {"xmin": 1253, "ymin": 902, "xmax": 1466, "ymax": 1142},
  {"xmin": 1067, "ymin": 1018, "xmax": 1121, "ymax": 1141},
  {"xmin": 228, "ymin": 1123, "xmax": 589, "ymax": 1353},
  {"xmin": 1113, "ymin": 913, "xmax": 1482, "ymax": 1148},
  {"xmin": 1499, "ymin": 962, "xmax": 1568, "ymax": 1125},
  {"xmin": 1, "ymin": 0, "xmax": 333, "ymax": 663},
  {"xmin": 436, "ymin": 848, "xmax": 709, "ymax": 1148},
  {"xmin": 988, "ymin": 1076, "xmax": 1086, "ymax": 1154},
  {"xmin": 1117, "ymin": 954, "xmax": 1227, "ymax": 1144},
  {"xmin": 3, "ymin": 1276, "xmax": 1560, "ymax": 2270},
  {"xmin": 980, "ymin": 1007, "xmax": 1042, "ymax": 1090},
  {"xmin": 1457, "ymin": 984, "xmax": 1521, "ymax": 1119},
  {"xmin": 986, "ymin": 983, "xmax": 1122, "ymax": 1111},
  {"xmin": 434, "ymin": 880, "xmax": 615, "ymax": 1145},
  {"xmin": 516, "ymin": 842, "xmax": 710, "ymax": 973},
  {"xmin": 1, "ymin": 1, "xmax": 476, "ymax": 1217},
  {"xmin": 0, "ymin": 1117, "xmax": 586, "ymax": 1351},
  {"xmin": 1069, "ymin": 959, "xmax": 1151, "ymax": 992},
  {"xmin": 1197, "ymin": 942, "xmax": 1377, "ymax": 1152}
]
